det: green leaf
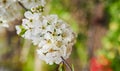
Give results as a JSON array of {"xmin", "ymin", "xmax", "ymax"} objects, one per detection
[
  {"xmin": 19, "ymin": 26, "xmax": 27, "ymax": 36},
  {"xmin": 58, "ymin": 62, "xmax": 65, "ymax": 71}
]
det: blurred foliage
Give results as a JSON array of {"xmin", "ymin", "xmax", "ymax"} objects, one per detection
[
  {"xmin": 98, "ymin": 0, "xmax": 120, "ymax": 71},
  {"xmin": 73, "ymin": 33, "xmax": 88, "ymax": 65},
  {"xmin": 22, "ymin": 45, "xmax": 35, "ymax": 71}
]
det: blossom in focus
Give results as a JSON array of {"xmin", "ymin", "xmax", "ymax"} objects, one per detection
[
  {"xmin": 16, "ymin": 9, "xmax": 76, "ymax": 64},
  {"xmin": 36, "ymin": 15, "xmax": 76, "ymax": 64}
]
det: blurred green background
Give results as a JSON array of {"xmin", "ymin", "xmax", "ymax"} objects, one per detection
[{"xmin": 0, "ymin": 0, "xmax": 120, "ymax": 71}]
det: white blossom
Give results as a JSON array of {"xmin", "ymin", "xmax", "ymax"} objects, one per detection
[
  {"xmin": 16, "ymin": 10, "xmax": 76, "ymax": 64},
  {"xmin": 24, "ymin": 11, "xmax": 40, "ymax": 20},
  {"xmin": 16, "ymin": 0, "xmax": 76, "ymax": 64},
  {"xmin": 15, "ymin": 25, "xmax": 21, "ymax": 34}
]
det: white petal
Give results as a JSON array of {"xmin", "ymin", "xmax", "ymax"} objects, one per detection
[
  {"xmin": 24, "ymin": 11, "xmax": 33, "ymax": 19},
  {"xmin": 15, "ymin": 26, "xmax": 21, "ymax": 34},
  {"xmin": 33, "ymin": 13, "xmax": 40, "ymax": 19}
]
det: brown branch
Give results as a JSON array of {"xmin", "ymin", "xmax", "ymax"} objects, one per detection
[{"xmin": 17, "ymin": 1, "xmax": 28, "ymax": 11}]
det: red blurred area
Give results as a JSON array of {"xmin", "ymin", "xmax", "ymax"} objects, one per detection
[{"xmin": 90, "ymin": 55, "xmax": 112, "ymax": 71}]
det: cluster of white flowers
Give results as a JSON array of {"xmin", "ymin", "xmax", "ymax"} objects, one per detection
[
  {"xmin": 16, "ymin": 0, "xmax": 76, "ymax": 64},
  {"xmin": 16, "ymin": 10, "xmax": 76, "ymax": 64},
  {"xmin": 0, "ymin": 0, "xmax": 76, "ymax": 65}
]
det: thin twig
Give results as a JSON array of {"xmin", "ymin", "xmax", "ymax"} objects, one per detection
[
  {"xmin": 17, "ymin": 1, "xmax": 28, "ymax": 11},
  {"xmin": 61, "ymin": 56, "xmax": 72, "ymax": 71}
]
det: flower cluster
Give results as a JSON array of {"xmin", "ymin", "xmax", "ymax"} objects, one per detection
[{"xmin": 16, "ymin": 10, "xmax": 76, "ymax": 64}]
